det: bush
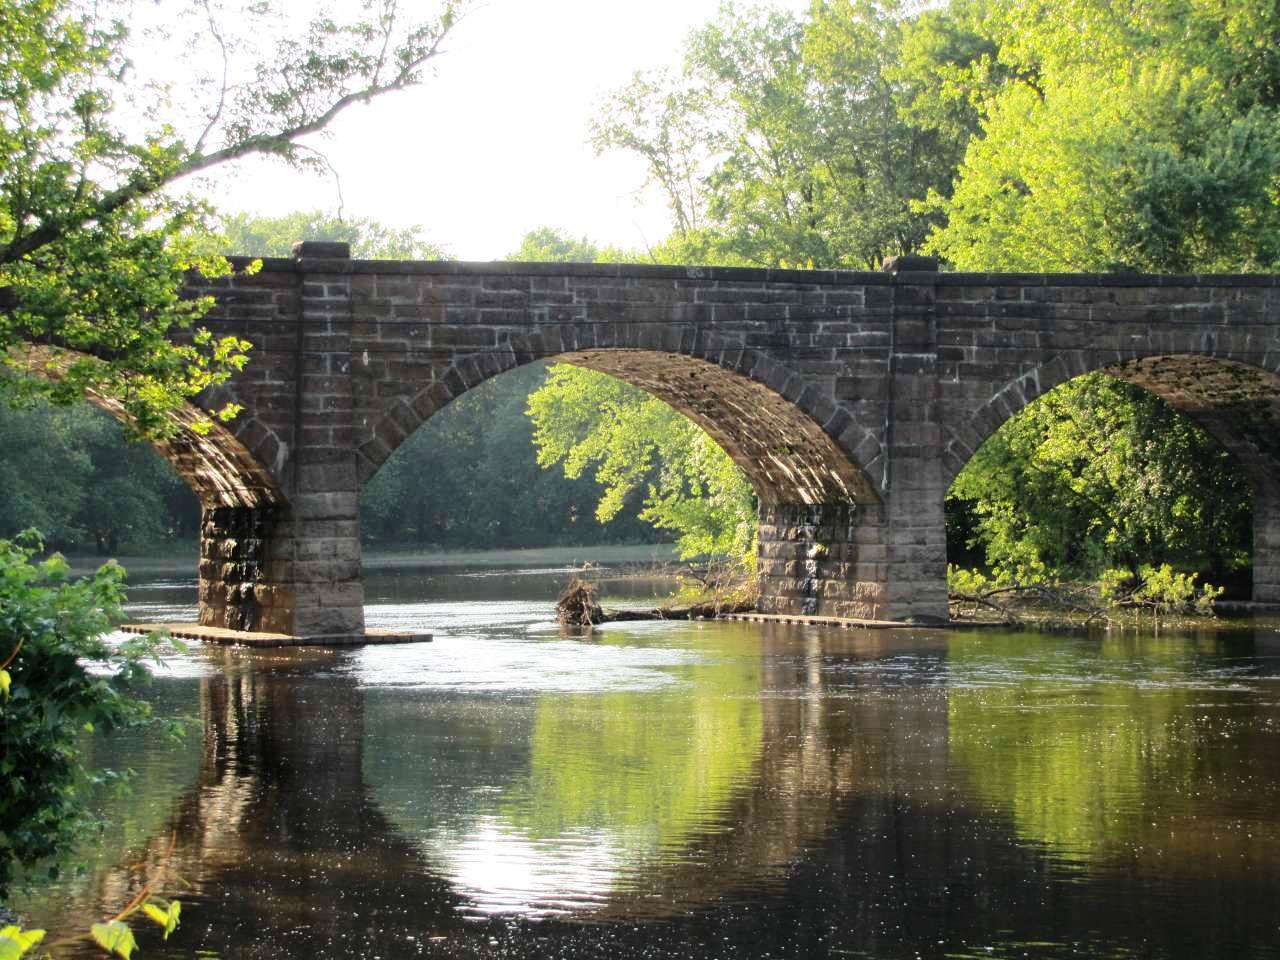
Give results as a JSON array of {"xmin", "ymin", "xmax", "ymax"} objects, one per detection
[{"xmin": 0, "ymin": 532, "xmax": 169, "ymax": 895}]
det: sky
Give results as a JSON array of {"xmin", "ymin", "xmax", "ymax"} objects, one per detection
[{"xmin": 196, "ymin": 0, "xmax": 807, "ymax": 261}]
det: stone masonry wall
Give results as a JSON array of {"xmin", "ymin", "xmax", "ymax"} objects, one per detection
[{"xmin": 180, "ymin": 250, "xmax": 1280, "ymax": 632}]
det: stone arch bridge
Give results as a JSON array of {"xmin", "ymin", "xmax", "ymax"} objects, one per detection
[{"xmin": 125, "ymin": 241, "xmax": 1280, "ymax": 639}]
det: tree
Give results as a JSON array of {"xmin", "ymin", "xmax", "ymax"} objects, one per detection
[
  {"xmin": 0, "ymin": 534, "xmax": 170, "ymax": 895},
  {"xmin": 948, "ymin": 374, "xmax": 1251, "ymax": 586},
  {"xmin": 1, "ymin": 0, "xmax": 469, "ymax": 437},
  {"xmin": 916, "ymin": 0, "xmax": 1280, "ymax": 271},
  {"xmin": 591, "ymin": 2, "xmax": 964, "ymax": 269},
  {"xmin": 526, "ymin": 364, "xmax": 756, "ymax": 562},
  {"xmin": 508, "ymin": 227, "xmax": 599, "ymax": 264},
  {"xmin": 217, "ymin": 210, "xmax": 447, "ymax": 260}
]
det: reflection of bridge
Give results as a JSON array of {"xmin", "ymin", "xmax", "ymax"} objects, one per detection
[
  {"xmin": 56, "ymin": 632, "xmax": 1280, "ymax": 958},
  {"xmin": 74, "ymin": 246, "xmax": 1280, "ymax": 636}
]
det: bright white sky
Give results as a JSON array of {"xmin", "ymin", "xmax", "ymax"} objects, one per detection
[{"xmin": 198, "ymin": 0, "xmax": 807, "ymax": 260}]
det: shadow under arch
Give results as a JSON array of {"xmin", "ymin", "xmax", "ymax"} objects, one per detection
[
  {"xmin": 354, "ymin": 346, "xmax": 915, "ymax": 618},
  {"xmin": 359, "ymin": 347, "xmax": 879, "ymax": 507},
  {"xmin": 945, "ymin": 353, "xmax": 1280, "ymax": 601},
  {"xmin": 8, "ymin": 346, "xmax": 285, "ymax": 626}
]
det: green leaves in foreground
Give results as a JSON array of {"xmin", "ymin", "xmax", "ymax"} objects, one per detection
[
  {"xmin": 141, "ymin": 900, "xmax": 181, "ymax": 941},
  {"xmin": 90, "ymin": 921, "xmax": 137, "ymax": 959},
  {"xmin": 0, "ymin": 532, "xmax": 168, "ymax": 895},
  {"xmin": 0, "ymin": 927, "xmax": 45, "ymax": 960},
  {"xmin": 88, "ymin": 900, "xmax": 181, "ymax": 956}
]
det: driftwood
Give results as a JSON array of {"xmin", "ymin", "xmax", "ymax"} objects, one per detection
[{"xmin": 556, "ymin": 577, "xmax": 754, "ymax": 627}]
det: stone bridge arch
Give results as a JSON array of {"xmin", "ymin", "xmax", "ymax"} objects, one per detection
[
  {"xmin": 7, "ymin": 346, "xmax": 291, "ymax": 630},
  {"xmin": 357, "ymin": 346, "xmax": 879, "ymax": 504},
  {"xmin": 937, "ymin": 293, "xmax": 1280, "ymax": 603},
  {"xmin": 347, "ymin": 283, "xmax": 908, "ymax": 621}
]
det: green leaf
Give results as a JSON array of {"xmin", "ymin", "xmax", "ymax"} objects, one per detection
[
  {"xmin": 140, "ymin": 900, "xmax": 181, "ymax": 939},
  {"xmin": 90, "ymin": 920, "xmax": 136, "ymax": 959},
  {"xmin": 164, "ymin": 900, "xmax": 181, "ymax": 938},
  {"xmin": 0, "ymin": 927, "xmax": 45, "ymax": 960}
]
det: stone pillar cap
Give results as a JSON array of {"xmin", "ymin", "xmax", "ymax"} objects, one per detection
[
  {"xmin": 880, "ymin": 255, "xmax": 939, "ymax": 273},
  {"xmin": 292, "ymin": 240, "xmax": 351, "ymax": 259}
]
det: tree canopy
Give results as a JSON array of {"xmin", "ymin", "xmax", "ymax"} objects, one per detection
[{"xmin": 0, "ymin": 0, "xmax": 468, "ymax": 436}]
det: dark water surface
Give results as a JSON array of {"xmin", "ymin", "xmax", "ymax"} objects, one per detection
[{"xmin": 11, "ymin": 563, "xmax": 1280, "ymax": 958}]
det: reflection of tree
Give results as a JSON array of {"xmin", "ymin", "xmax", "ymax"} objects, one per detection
[
  {"xmin": 503, "ymin": 659, "xmax": 764, "ymax": 853},
  {"xmin": 369, "ymin": 623, "xmax": 894, "ymax": 917},
  {"xmin": 946, "ymin": 632, "xmax": 1280, "ymax": 870}
]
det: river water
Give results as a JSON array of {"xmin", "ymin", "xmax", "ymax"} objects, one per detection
[{"xmin": 11, "ymin": 561, "xmax": 1280, "ymax": 958}]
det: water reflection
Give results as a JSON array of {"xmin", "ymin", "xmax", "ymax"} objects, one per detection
[
  {"xmin": 947, "ymin": 631, "xmax": 1280, "ymax": 871},
  {"xmin": 10, "ymin": 568, "xmax": 1280, "ymax": 958}
]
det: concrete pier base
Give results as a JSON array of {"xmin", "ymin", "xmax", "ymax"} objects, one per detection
[{"xmin": 121, "ymin": 623, "xmax": 432, "ymax": 649}]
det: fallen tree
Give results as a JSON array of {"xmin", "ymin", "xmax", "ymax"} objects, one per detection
[{"xmin": 556, "ymin": 577, "xmax": 755, "ymax": 627}]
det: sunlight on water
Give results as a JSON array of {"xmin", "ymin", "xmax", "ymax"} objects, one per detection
[{"xmin": 12, "ymin": 562, "xmax": 1280, "ymax": 959}]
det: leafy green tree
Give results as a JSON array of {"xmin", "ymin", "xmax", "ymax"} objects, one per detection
[
  {"xmin": 217, "ymin": 211, "xmax": 448, "ymax": 260},
  {"xmin": 917, "ymin": 0, "xmax": 1280, "ymax": 271},
  {"xmin": 1, "ymin": 0, "xmax": 468, "ymax": 436},
  {"xmin": 592, "ymin": 2, "xmax": 963, "ymax": 269},
  {"xmin": 526, "ymin": 365, "xmax": 756, "ymax": 561},
  {"xmin": 508, "ymin": 227, "xmax": 600, "ymax": 264},
  {"xmin": 949, "ymin": 374, "xmax": 1251, "ymax": 585},
  {"xmin": 0, "ymin": 535, "xmax": 170, "ymax": 895}
]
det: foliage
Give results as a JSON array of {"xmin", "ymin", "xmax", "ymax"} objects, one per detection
[
  {"xmin": 0, "ymin": 925, "xmax": 45, "ymax": 959},
  {"xmin": 918, "ymin": 0, "xmax": 1280, "ymax": 271},
  {"xmin": 0, "ymin": 400, "xmax": 199, "ymax": 553},
  {"xmin": 0, "ymin": 533, "xmax": 172, "ymax": 896},
  {"xmin": 948, "ymin": 373, "xmax": 1251, "ymax": 586},
  {"xmin": 507, "ymin": 227, "xmax": 600, "ymax": 264},
  {"xmin": 1106, "ymin": 564, "xmax": 1224, "ymax": 616},
  {"xmin": 1, "ymin": 879, "xmax": 182, "ymax": 959},
  {"xmin": 215, "ymin": 211, "xmax": 448, "ymax": 261},
  {"xmin": 592, "ymin": 2, "xmax": 963, "ymax": 269},
  {"xmin": 526, "ymin": 364, "xmax": 756, "ymax": 562},
  {"xmin": 0, "ymin": 0, "xmax": 468, "ymax": 436},
  {"xmin": 361, "ymin": 361, "xmax": 657, "ymax": 550}
]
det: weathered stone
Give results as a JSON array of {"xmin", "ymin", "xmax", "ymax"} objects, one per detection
[{"xmin": 162, "ymin": 251, "xmax": 1280, "ymax": 631}]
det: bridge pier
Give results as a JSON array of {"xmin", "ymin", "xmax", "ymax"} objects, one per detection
[
  {"xmin": 756, "ymin": 499, "xmax": 948, "ymax": 622},
  {"xmin": 1254, "ymin": 489, "xmax": 1280, "ymax": 604},
  {"xmin": 195, "ymin": 502, "xmax": 367, "ymax": 639}
]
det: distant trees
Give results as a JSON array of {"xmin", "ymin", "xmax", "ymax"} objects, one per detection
[
  {"xmin": 361, "ymin": 361, "xmax": 657, "ymax": 551},
  {"xmin": 0, "ymin": 401, "xmax": 198, "ymax": 554},
  {"xmin": 216, "ymin": 211, "xmax": 448, "ymax": 261}
]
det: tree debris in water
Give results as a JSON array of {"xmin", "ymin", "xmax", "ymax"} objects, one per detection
[{"xmin": 556, "ymin": 576, "xmax": 755, "ymax": 627}]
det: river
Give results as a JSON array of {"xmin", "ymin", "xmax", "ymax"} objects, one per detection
[{"xmin": 9, "ymin": 559, "xmax": 1280, "ymax": 958}]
